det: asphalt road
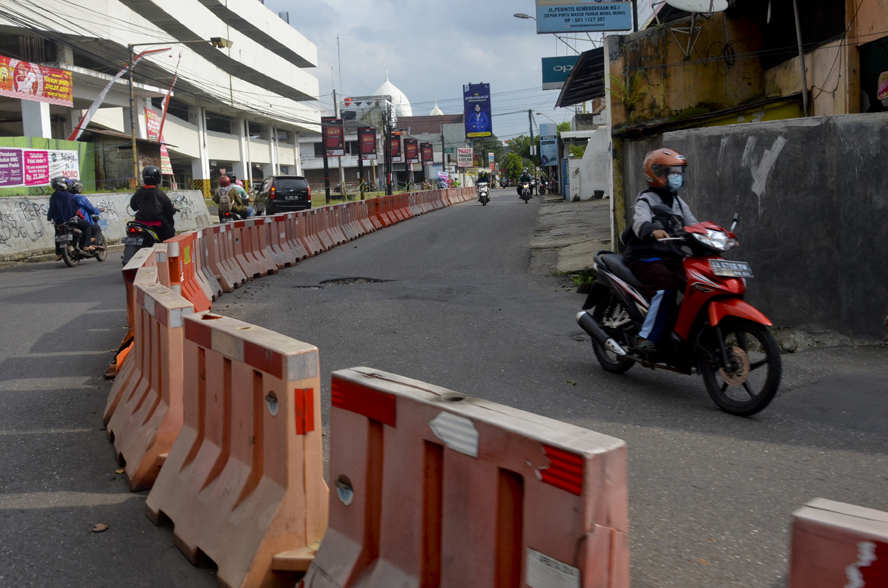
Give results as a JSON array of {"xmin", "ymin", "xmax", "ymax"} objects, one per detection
[{"xmin": 1, "ymin": 187, "xmax": 886, "ymax": 587}]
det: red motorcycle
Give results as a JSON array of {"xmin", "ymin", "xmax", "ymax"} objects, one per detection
[{"xmin": 576, "ymin": 208, "xmax": 781, "ymax": 416}]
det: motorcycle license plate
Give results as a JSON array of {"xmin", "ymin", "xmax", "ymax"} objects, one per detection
[
  {"xmin": 55, "ymin": 235, "xmax": 72, "ymax": 243},
  {"xmin": 709, "ymin": 259, "xmax": 754, "ymax": 278},
  {"xmin": 121, "ymin": 237, "xmax": 143, "ymax": 245}
]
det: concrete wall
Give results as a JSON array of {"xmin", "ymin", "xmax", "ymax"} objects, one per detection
[
  {"xmin": 0, "ymin": 190, "xmax": 211, "ymax": 260},
  {"xmin": 621, "ymin": 113, "xmax": 888, "ymax": 342},
  {"xmin": 570, "ymin": 128, "xmax": 610, "ymax": 201}
]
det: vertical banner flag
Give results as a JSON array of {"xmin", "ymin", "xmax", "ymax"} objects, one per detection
[
  {"xmin": 489, "ymin": 152, "xmax": 495, "ymax": 171},
  {"xmin": 322, "ymin": 117, "xmax": 345, "ymax": 156},
  {"xmin": 0, "ymin": 55, "xmax": 72, "ymax": 106},
  {"xmin": 404, "ymin": 139, "xmax": 419, "ymax": 163},
  {"xmin": 157, "ymin": 51, "xmax": 182, "ymax": 140},
  {"xmin": 358, "ymin": 127, "xmax": 377, "ymax": 160},
  {"xmin": 457, "ymin": 147, "xmax": 473, "ymax": 168},
  {"xmin": 421, "ymin": 143, "xmax": 434, "ymax": 163},
  {"xmin": 463, "ymin": 83, "xmax": 492, "ymax": 138},
  {"xmin": 390, "ymin": 131, "xmax": 402, "ymax": 163},
  {"xmin": 145, "ymin": 108, "xmax": 173, "ymax": 174},
  {"xmin": 539, "ymin": 122, "xmax": 558, "ymax": 166}
]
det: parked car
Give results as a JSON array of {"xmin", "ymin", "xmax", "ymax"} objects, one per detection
[{"xmin": 254, "ymin": 175, "xmax": 311, "ymax": 214}]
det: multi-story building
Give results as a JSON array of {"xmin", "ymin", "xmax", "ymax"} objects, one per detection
[{"xmin": 0, "ymin": 0, "xmax": 319, "ymax": 194}]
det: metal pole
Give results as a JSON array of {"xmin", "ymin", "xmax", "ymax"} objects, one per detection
[
  {"xmin": 128, "ymin": 46, "xmax": 139, "ymax": 187},
  {"xmin": 792, "ymin": 0, "xmax": 810, "ymax": 116},
  {"xmin": 333, "ymin": 89, "xmax": 347, "ymax": 198},
  {"xmin": 528, "ymin": 109, "xmax": 537, "ymax": 195}
]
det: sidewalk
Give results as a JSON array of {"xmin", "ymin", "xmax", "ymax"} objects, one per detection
[{"xmin": 529, "ymin": 195, "xmax": 612, "ymax": 275}]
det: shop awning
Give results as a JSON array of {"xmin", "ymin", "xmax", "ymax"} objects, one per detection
[{"xmin": 555, "ymin": 47, "xmax": 605, "ymax": 108}]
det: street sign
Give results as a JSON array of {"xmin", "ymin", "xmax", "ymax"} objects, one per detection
[{"xmin": 535, "ymin": 0, "xmax": 632, "ymax": 33}]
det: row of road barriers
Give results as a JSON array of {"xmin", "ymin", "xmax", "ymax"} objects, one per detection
[{"xmin": 101, "ymin": 186, "xmax": 884, "ymax": 587}]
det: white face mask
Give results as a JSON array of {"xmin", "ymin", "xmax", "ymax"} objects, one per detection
[{"xmin": 667, "ymin": 174, "xmax": 683, "ymax": 192}]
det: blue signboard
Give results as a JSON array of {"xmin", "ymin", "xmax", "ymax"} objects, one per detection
[
  {"xmin": 463, "ymin": 83, "xmax": 492, "ymax": 138},
  {"xmin": 535, "ymin": 1, "xmax": 633, "ymax": 33},
  {"xmin": 542, "ymin": 56, "xmax": 579, "ymax": 90}
]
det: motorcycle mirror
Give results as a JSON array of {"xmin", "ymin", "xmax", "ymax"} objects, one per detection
[{"xmin": 730, "ymin": 213, "xmax": 740, "ymax": 231}]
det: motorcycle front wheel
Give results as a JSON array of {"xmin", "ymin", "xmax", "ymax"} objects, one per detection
[
  {"xmin": 61, "ymin": 243, "xmax": 80, "ymax": 267},
  {"xmin": 700, "ymin": 319, "xmax": 781, "ymax": 416},
  {"xmin": 590, "ymin": 296, "xmax": 635, "ymax": 374}
]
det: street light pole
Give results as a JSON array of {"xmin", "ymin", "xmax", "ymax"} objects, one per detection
[
  {"xmin": 513, "ymin": 13, "xmax": 582, "ymax": 55},
  {"xmin": 528, "ymin": 109, "xmax": 538, "ymax": 195}
]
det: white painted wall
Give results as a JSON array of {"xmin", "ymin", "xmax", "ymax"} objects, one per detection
[
  {"xmin": 206, "ymin": 130, "xmax": 241, "ymax": 162},
  {"xmin": 570, "ymin": 127, "xmax": 611, "ymax": 200}
]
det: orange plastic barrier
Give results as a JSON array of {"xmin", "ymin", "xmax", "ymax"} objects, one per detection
[
  {"xmin": 195, "ymin": 229, "xmax": 223, "ymax": 301},
  {"xmin": 263, "ymin": 215, "xmax": 294, "ymax": 269},
  {"xmin": 327, "ymin": 207, "xmax": 348, "ymax": 245},
  {"xmin": 166, "ymin": 233, "xmax": 212, "ymax": 312},
  {"xmin": 368, "ymin": 199, "xmax": 385, "ymax": 229},
  {"xmin": 355, "ymin": 201, "xmax": 375, "ymax": 234},
  {"xmin": 107, "ymin": 281, "xmax": 192, "ymax": 490},
  {"xmin": 351, "ymin": 202, "xmax": 368, "ymax": 237},
  {"xmin": 302, "ymin": 368, "xmax": 629, "ymax": 588},
  {"xmin": 284, "ymin": 213, "xmax": 311, "ymax": 260},
  {"xmin": 312, "ymin": 209, "xmax": 335, "ymax": 250},
  {"xmin": 789, "ymin": 498, "xmax": 888, "ymax": 588},
  {"xmin": 295, "ymin": 211, "xmax": 321, "ymax": 256},
  {"xmin": 206, "ymin": 223, "xmax": 248, "ymax": 292},
  {"xmin": 246, "ymin": 218, "xmax": 279, "ymax": 277},
  {"xmin": 146, "ymin": 312, "xmax": 328, "ymax": 588}
]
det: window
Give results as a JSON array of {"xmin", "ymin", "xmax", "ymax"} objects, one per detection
[{"xmin": 313, "ymin": 142, "xmax": 324, "ymax": 157}]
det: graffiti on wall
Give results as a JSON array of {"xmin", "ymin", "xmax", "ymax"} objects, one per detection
[{"xmin": 0, "ymin": 198, "xmax": 48, "ymax": 247}]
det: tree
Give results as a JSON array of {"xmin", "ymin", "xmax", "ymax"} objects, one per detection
[
  {"xmin": 472, "ymin": 134, "xmax": 505, "ymax": 166},
  {"xmin": 502, "ymin": 152, "xmax": 523, "ymax": 179},
  {"xmin": 557, "ymin": 122, "xmax": 571, "ymax": 135}
]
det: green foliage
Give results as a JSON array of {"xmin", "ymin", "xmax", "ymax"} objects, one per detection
[
  {"xmin": 502, "ymin": 152, "xmax": 523, "ymax": 179},
  {"xmin": 553, "ymin": 268, "xmax": 598, "ymax": 286},
  {"xmin": 472, "ymin": 134, "xmax": 505, "ymax": 166},
  {"xmin": 609, "ymin": 70, "xmax": 650, "ymax": 110},
  {"xmin": 556, "ymin": 122, "xmax": 571, "ymax": 135},
  {"xmin": 569, "ymin": 144, "xmax": 587, "ymax": 159}
]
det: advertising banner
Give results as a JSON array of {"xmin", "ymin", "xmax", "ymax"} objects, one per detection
[
  {"xmin": 540, "ymin": 137, "xmax": 558, "ymax": 166},
  {"xmin": 0, "ymin": 55, "xmax": 73, "ymax": 107},
  {"xmin": 358, "ymin": 127, "xmax": 377, "ymax": 160},
  {"xmin": 0, "ymin": 148, "xmax": 79, "ymax": 188},
  {"xmin": 322, "ymin": 117, "xmax": 345, "ymax": 156},
  {"xmin": 456, "ymin": 147, "xmax": 473, "ymax": 168},
  {"xmin": 535, "ymin": 1, "xmax": 632, "ymax": 33},
  {"xmin": 145, "ymin": 108, "xmax": 173, "ymax": 175},
  {"xmin": 542, "ymin": 56, "xmax": 579, "ymax": 90},
  {"xmin": 421, "ymin": 143, "xmax": 434, "ymax": 163},
  {"xmin": 390, "ymin": 132, "xmax": 402, "ymax": 163},
  {"xmin": 404, "ymin": 139, "xmax": 419, "ymax": 163},
  {"xmin": 463, "ymin": 83, "xmax": 492, "ymax": 138}
]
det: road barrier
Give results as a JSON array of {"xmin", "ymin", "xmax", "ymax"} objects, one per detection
[
  {"xmin": 789, "ymin": 498, "xmax": 888, "ymax": 587},
  {"xmin": 107, "ymin": 281, "xmax": 192, "ymax": 491},
  {"xmin": 166, "ymin": 233, "xmax": 212, "ymax": 312},
  {"xmin": 300, "ymin": 368, "xmax": 629, "ymax": 588},
  {"xmin": 145, "ymin": 312, "xmax": 327, "ymax": 588}
]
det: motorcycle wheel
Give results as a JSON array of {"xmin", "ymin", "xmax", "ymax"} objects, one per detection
[
  {"xmin": 95, "ymin": 235, "xmax": 108, "ymax": 262},
  {"xmin": 591, "ymin": 296, "xmax": 635, "ymax": 374},
  {"xmin": 61, "ymin": 243, "xmax": 79, "ymax": 267},
  {"xmin": 700, "ymin": 319, "xmax": 781, "ymax": 416},
  {"xmin": 122, "ymin": 244, "xmax": 141, "ymax": 266}
]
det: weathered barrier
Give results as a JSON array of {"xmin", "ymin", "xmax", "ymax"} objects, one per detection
[
  {"xmin": 789, "ymin": 498, "xmax": 888, "ymax": 587},
  {"xmin": 300, "ymin": 368, "xmax": 630, "ymax": 588}
]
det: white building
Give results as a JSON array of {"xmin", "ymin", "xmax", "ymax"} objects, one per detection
[{"xmin": 0, "ymin": 0, "xmax": 320, "ymax": 193}]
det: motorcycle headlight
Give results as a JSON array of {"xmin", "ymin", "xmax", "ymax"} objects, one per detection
[{"xmin": 693, "ymin": 229, "xmax": 736, "ymax": 251}]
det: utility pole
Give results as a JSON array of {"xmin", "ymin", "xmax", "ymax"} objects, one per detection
[
  {"xmin": 528, "ymin": 109, "xmax": 538, "ymax": 195},
  {"xmin": 441, "ymin": 130, "xmax": 446, "ymax": 185},
  {"xmin": 385, "ymin": 103, "xmax": 393, "ymax": 195},
  {"xmin": 128, "ymin": 46, "xmax": 138, "ymax": 188},
  {"xmin": 333, "ymin": 89, "xmax": 347, "ymax": 198},
  {"xmin": 323, "ymin": 120, "xmax": 331, "ymax": 204},
  {"xmin": 357, "ymin": 127, "xmax": 365, "ymax": 200}
]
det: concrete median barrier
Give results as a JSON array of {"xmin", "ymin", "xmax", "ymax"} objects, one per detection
[{"xmin": 301, "ymin": 367, "xmax": 629, "ymax": 588}]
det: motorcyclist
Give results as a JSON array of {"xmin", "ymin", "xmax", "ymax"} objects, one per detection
[
  {"xmin": 47, "ymin": 176, "xmax": 93, "ymax": 258},
  {"xmin": 212, "ymin": 174, "xmax": 249, "ymax": 220},
  {"xmin": 225, "ymin": 172, "xmax": 253, "ymax": 217},
  {"xmin": 517, "ymin": 168, "xmax": 533, "ymax": 197},
  {"xmin": 622, "ymin": 148, "xmax": 699, "ymax": 353},
  {"xmin": 130, "ymin": 165, "xmax": 176, "ymax": 241},
  {"xmin": 70, "ymin": 180, "xmax": 105, "ymax": 249}
]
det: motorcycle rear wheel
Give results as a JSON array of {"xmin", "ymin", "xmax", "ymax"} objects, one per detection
[
  {"xmin": 591, "ymin": 296, "xmax": 635, "ymax": 374},
  {"xmin": 700, "ymin": 319, "xmax": 781, "ymax": 416},
  {"xmin": 95, "ymin": 235, "xmax": 108, "ymax": 262},
  {"xmin": 122, "ymin": 244, "xmax": 141, "ymax": 266},
  {"xmin": 61, "ymin": 244, "xmax": 79, "ymax": 267}
]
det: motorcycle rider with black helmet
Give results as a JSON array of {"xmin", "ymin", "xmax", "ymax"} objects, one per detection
[
  {"xmin": 129, "ymin": 165, "xmax": 176, "ymax": 241},
  {"xmin": 517, "ymin": 168, "xmax": 533, "ymax": 197},
  {"xmin": 47, "ymin": 176, "xmax": 93, "ymax": 257}
]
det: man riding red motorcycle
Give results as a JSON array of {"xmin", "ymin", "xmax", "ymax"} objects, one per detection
[{"xmin": 576, "ymin": 147, "xmax": 782, "ymax": 416}]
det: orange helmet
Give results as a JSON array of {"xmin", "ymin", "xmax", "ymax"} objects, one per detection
[
  {"xmin": 643, "ymin": 148, "xmax": 687, "ymax": 189},
  {"xmin": 218, "ymin": 174, "xmax": 230, "ymax": 187}
]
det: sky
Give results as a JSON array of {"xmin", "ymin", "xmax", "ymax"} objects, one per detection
[{"xmin": 261, "ymin": 0, "xmax": 601, "ymax": 141}]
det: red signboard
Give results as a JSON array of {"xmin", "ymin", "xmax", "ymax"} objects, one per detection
[
  {"xmin": 0, "ymin": 55, "xmax": 73, "ymax": 107},
  {"xmin": 322, "ymin": 117, "xmax": 345, "ymax": 156},
  {"xmin": 421, "ymin": 143, "xmax": 434, "ymax": 163},
  {"xmin": 358, "ymin": 127, "xmax": 377, "ymax": 160},
  {"xmin": 404, "ymin": 139, "xmax": 419, "ymax": 163},
  {"xmin": 390, "ymin": 132, "xmax": 402, "ymax": 163}
]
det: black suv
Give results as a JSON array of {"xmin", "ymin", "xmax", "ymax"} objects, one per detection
[{"xmin": 255, "ymin": 176, "xmax": 311, "ymax": 214}]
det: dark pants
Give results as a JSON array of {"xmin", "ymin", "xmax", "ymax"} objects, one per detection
[
  {"xmin": 158, "ymin": 222, "xmax": 176, "ymax": 242},
  {"xmin": 56, "ymin": 218, "xmax": 92, "ymax": 253},
  {"xmin": 629, "ymin": 258, "xmax": 687, "ymax": 343}
]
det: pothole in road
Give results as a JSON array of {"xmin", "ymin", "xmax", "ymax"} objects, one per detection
[{"xmin": 319, "ymin": 277, "xmax": 391, "ymax": 286}]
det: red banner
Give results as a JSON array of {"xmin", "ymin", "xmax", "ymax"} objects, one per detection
[
  {"xmin": 390, "ymin": 132, "xmax": 402, "ymax": 162},
  {"xmin": 404, "ymin": 139, "xmax": 419, "ymax": 163},
  {"xmin": 358, "ymin": 127, "xmax": 377, "ymax": 160},
  {"xmin": 421, "ymin": 143, "xmax": 434, "ymax": 163},
  {"xmin": 0, "ymin": 55, "xmax": 73, "ymax": 107},
  {"xmin": 322, "ymin": 117, "xmax": 344, "ymax": 156}
]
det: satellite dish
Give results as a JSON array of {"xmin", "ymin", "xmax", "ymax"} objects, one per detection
[{"xmin": 662, "ymin": 0, "xmax": 728, "ymax": 13}]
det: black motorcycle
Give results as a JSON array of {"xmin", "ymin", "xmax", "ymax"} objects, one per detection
[
  {"xmin": 55, "ymin": 215, "xmax": 107, "ymax": 267},
  {"xmin": 519, "ymin": 182, "xmax": 533, "ymax": 203},
  {"xmin": 121, "ymin": 196, "xmax": 183, "ymax": 265}
]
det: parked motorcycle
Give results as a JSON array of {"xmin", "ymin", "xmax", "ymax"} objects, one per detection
[
  {"xmin": 519, "ymin": 182, "xmax": 532, "ymax": 203},
  {"xmin": 576, "ymin": 209, "xmax": 781, "ymax": 416},
  {"xmin": 55, "ymin": 215, "xmax": 107, "ymax": 267},
  {"xmin": 539, "ymin": 181, "xmax": 548, "ymax": 195},
  {"xmin": 478, "ymin": 182, "xmax": 490, "ymax": 205}
]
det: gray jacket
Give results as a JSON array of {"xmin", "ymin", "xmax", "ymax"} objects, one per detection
[{"xmin": 624, "ymin": 188, "xmax": 698, "ymax": 262}]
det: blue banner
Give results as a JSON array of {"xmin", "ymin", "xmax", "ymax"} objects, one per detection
[
  {"xmin": 542, "ymin": 56, "xmax": 579, "ymax": 90},
  {"xmin": 463, "ymin": 83, "xmax": 492, "ymax": 138}
]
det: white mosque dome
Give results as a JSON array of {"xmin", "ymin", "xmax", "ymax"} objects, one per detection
[
  {"xmin": 430, "ymin": 100, "xmax": 443, "ymax": 116},
  {"xmin": 373, "ymin": 73, "xmax": 413, "ymax": 118}
]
